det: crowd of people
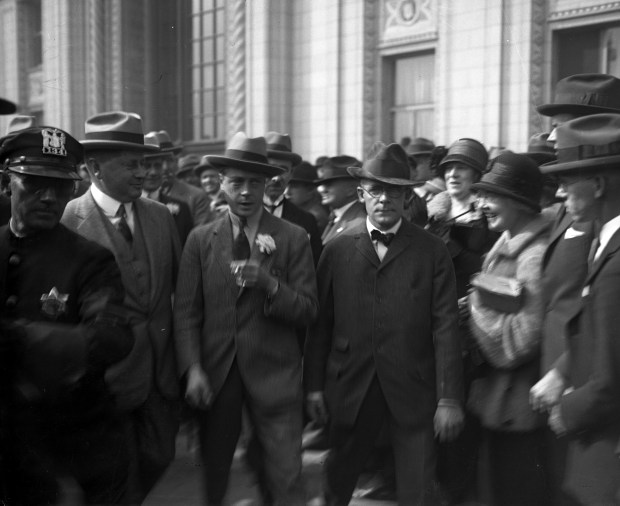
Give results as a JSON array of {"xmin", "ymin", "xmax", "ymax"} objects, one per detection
[{"xmin": 0, "ymin": 72, "xmax": 619, "ymax": 506}]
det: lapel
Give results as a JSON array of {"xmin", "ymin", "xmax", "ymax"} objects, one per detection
[
  {"xmin": 378, "ymin": 221, "xmax": 414, "ymax": 271},
  {"xmin": 585, "ymin": 228, "xmax": 620, "ymax": 286},
  {"xmin": 133, "ymin": 199, "xmax": 158, "ymax": 300},
  {"xmin": 211, "ymin": 215, "xmax": 236, "ymax": 297},
  {"xmin": 0, "ymin": 226, "xmax": 10, "ymax": 306},
  {"xmin": 74, "ymin": 190, "xmax": 117, "ymax": 254},
  {"xmin": 354, "ymin": 224, "xmax": 380, "ymax": 268}
]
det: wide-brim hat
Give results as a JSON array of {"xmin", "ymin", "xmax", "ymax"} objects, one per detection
[
  {"xmin": 0, "ymin": 126, "xmax": 83, "ymax": 180},
  {"xmin": 194, "ymin": 155, "xmax": 219, "ymax": 176},
  {"xmin": 206, "ymin": 132, "xmax": 284, "ymax": 177},
  {"xmin": 520, "ymin": 132, "xmax": 556, "ymax": 165},
  {"xmin": 176, "ymin": 154, "xmax": 200, "ymax": 177},
  {"xmin": 537, "ymin": 73, "xmax": 620, "ymax": 117},
  {"xmin": 315, "ymin": 155, "xmax": 360, "ymax": 184},
  {"xmin": 289, "ymin": 161, "xmax": 318, "ymax": 184},
  {"xmin": 541, "ymin": 113, "xmax": 620, "ymax": 174},
  {"xmin": 81, "ymin": 111, "xmax": 158, "ymax": 152},
  {"xmin": 439, "ymin": 138, "xmax": 488, "ymax": 174},
  {"xmin": 265, "ymin": 131, "xmax": 302, "ymax": 165},
  {"xmin": 473, "ymin": 151, "xmax": 542, "ymax": 212},
  {"xmin": 348, "ymin": 142, "xmax": 421, "ymax": 186},
  {"xmin": 406, "ymin": 137, "xmax": 435, "ymax": 156},
  {"xmin": 144, "ymin": 130, "xmax": 183, "ymax": 156},
  {"xmin": 0, "ymin": 98, "xmax": 16, "ymax": 115}
]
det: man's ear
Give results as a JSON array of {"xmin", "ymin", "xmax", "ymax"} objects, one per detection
[
  {"xmin": 85, "ymin": 158, "xmax": 101, "ymax": 180},
  {"xmin": 356, "ymin": 187, "xmax": 365, "ymax": 203},
  {"xmin": 593, "ymin": 175, "xmax": 606, "ymax": 199}
]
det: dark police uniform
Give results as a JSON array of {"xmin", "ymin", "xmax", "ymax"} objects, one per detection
[{"xmin": 0, "ymin": 126, "xmax": 134, "ymax": 504}]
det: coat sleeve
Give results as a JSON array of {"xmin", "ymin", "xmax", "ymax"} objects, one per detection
[
  {"xmin": 173, "ymin": 228, "xmax": 205, "ymax": 376},
  {"xmin": 560, "ymin": 265, "xmax": 620, "ymax": 433},
  {"xmin": 469, "ymin": 243, "xmax": 546, "ymax": 369},
  {"xmin": 265, "ymin": 227, "xmax": 319, "ymax": 327}
]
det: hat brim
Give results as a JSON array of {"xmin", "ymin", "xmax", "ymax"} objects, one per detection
[
  {"xmin": 472, "ymin": 180, "xmax": 541, "ymax": 212},
  {"xmin": 7, "ymin": 165, "xmax": 81, "ymax": 180},
  {"xmin": 522, "ymin": 152, "xmax": 556, "ymax": 165},
  {"xmin": 347, "ymin": 167, "xmax": 423, "ymax": 187},
  {"xmin": 194, "ymin": 163, "xmax": 219, "ymax": 176},
  {"xmin": 313, "ymin": 174, "xmax": 355, "ymax": 185},
  {"xmin": 536, "ymin": 103, "xmax": 620, "ymax": 117},
  {"xmin": 82, "ymin": 140, "xmax": 159, "ymax": 153},
  {"xmin": 288, "ymin": 178, "xmax": 315, "ymax": 185},
  {"xmin": 407, "ymin": 150, "xmax": 432, "ymax": 156},
  {"xmin": 0, "ymin": 98, "xmax": 16, "ymax": 115},
  {"xmin": 540, "ymin": 153, "xmax": 620, "ymax": 175},
  {"xmin": 266, "ymin": 149, "xmax": 302, "ymax": 166},
  {"xmin": 206, "ymin": 155, "xmax": 284, "ymax": 177}
]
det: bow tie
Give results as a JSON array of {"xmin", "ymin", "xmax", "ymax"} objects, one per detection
[{"xmin": 371, "ymin": 229, "xmax": 395, "ymax": 246}]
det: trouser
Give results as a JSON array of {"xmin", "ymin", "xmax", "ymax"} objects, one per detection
[{"xmin": 196, "ymin": 360, "xmax": 305, "ymax": 506}]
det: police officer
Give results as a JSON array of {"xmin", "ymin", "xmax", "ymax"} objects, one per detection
[{"xmin": 0, "ymin": 126, "xmax": 134, "ymax": 504}]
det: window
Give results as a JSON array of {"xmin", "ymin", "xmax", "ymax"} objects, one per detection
[
  {"xmin": 390, "ymin": 52, "xmax": 435, "ymax": 142},
  {"xmin": 190, "ymin": 0, "xmax": 226, "ymax": 141}
]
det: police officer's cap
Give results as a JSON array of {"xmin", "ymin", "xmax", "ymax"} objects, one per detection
[{"xmin": 0, "ymin": 126, "xmax": 83, "ymax": 180}]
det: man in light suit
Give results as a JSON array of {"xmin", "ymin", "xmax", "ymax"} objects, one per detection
[
  {"xmin": 316, "ymin": 156, "xmax": 367, "ymax": 244},
  {"xmin": 62, "ymin": 111, "xmax": 181, "ymax": 503},
  {"xmin": 305, "ymin": 143, "xmax": 464, "ymax": 505},
  {"xmin": 174, "ymin": 132, "xmax": 318, "ymax": 506},
  {"xmin": 534, "ymin": 113, "xmax": 620, "ymax": 505}
]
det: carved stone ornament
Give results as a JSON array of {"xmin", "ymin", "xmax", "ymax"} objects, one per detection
[{"xmin": 382, "ymin": 0, "xmax": 436, "ymax": 44}]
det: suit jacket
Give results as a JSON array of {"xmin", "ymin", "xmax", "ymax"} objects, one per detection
[
  {"xmin": 280, "ymin": 199, "xmax": 322, "ymax": 266},
  {"xmin": 159, "ymin": 193, "xmax": 194, "ymax": 247},
  {"xmin": 321, "ymin": 201, "xmax": 367, "ymax": 245},
  {"xmin": 62, "ymin": 190, "xmax": 181, "ymax": 411},
  {"xmin": 541, "ymin": 209, "xmax": 593, "ymax": 372},
  {"xmin": 174, "ymin": 211, "xmax": 318, "ymax": 410},
  {"xmin": 165, "ymin": 178, "xmax": 211, "ymax": 226},
  {"xmin": 305, "ymin": 220, "xmax": 463, "ymax": 428}
]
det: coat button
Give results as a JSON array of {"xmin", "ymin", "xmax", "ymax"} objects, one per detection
[
  {"xmin": 8, "ymin": 254, "xmax": 20, "ymax": 266},
  {"xmin": 5, "ymin": 295, "xmax": 18, "ymax": 308}
]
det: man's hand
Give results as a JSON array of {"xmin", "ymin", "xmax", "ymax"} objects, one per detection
[
  {"xmin": 530, "ymin": 368, "xmax": 565, "ymax": 412},
  {"xmin": 235, "ymin": 260, "xmax": 278, "ymax": 294},
  {"xmin": 306, "ymin": 391, "xmax": 329, "ymax": 426},
  {"xmin": 185, "ymin": 364, "xmax": 213, "ymax": 410},
  {"xmin": 548, "ymin": 404, "xmax": 568, "ymax": 437},
  {"xmin": 434, "ymin": 403, "xmax": 464, "ymax": 442}
]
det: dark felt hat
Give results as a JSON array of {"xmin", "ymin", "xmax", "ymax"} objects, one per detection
[
  {"xmin": 315, "ymin": 155, "xmax": 360, "ymax": 184},
  {"xmin": 473, "ymin": 151, "xmax": 542, "ymax": 212},
  {"xmin": 177, "ymin": 154, "xmax": 200, "ymax": 177},
  {"xmin": 0, "ymin": 98, "xmax": 16, "ymax": 115},
  {"xmin": 521, "ymin": 133, "xmax": 556, "ymax": 165},
  {"xmin": 82, "ymin": 111, "xmax": 158, "ymax": 152},
  {"xmin": 194, "ymin": 155, "xmax": 219, "ymax": 176},
  {"xmin": 206, "ymin": 132, "xmax": 284, "ymax": 177},
  {"xmin": 537, "ymin": 73, "xmax": 620, "ymax": 117},
  {"xmin": 289, "ymin": 161, "xmax": 318, "ymax": 184},
  {"xmin": 0, "ymin": 126, "xmax": 83, "ymax": 180},
  {"xmin": 439, "ymin": 138, "xmax": 488, "ymax": 174},
  {"xmin": 348, "ymin": 142, "xmax": 420, "ymax": 186},
  {"xmin": 541, "ymin": 113, "xmax": 620, "ymax": 175},
  {"xmin": 406, "ymin": 137, "xmax": 435, "ymax": 156},
  {"xmin": 265, "ymin": 132, "xmax": 302, "ymax": 165}
]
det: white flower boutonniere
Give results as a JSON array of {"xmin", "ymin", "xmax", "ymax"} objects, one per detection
[
  {"xmin": 256, "ymin": 234, "xmax": 276, "ymax": 255},
  {"xmin": 166, "ymin": 202, "xmax": 180, "ymax": 215}
]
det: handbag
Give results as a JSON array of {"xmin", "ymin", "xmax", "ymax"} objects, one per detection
[{"xmin": 471, "ymin": 272, "xmax": 524, "ymax": 313}]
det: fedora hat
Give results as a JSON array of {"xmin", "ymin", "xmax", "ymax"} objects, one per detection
[
  {"xmin": 406, "ymin": 137, "xmax": 435, "ymax": 156},
  {"xmin": 144, "ymin": 130, "xmax": 183, "ymax": 157},
  {"xmin": 0, "ymin": 126, "xmax": 83, "ymax": 180},
  {"xmin": 473, "ymin": 151, "xmax": 542, "ymax": 212},
  {"xmin": 176, "ymin": 154, "xmax": 200, "ymax": 177},
  {"xmin": 6, "ymin": 115, "xmax": 36, "ymax": 134},
  {"xmin": 265, "ymin": 131, "xmax": 302, "ymax": 165},
  {"xmin": 537, "ymin": 73, "xmax": 620, "ymax": 117},
  {"xmin": 348, "ymin": 142, "xmax": 419, "ymax": 186},
  {"xmin": 521, "ymin": 133, "xmax": 556, "ymax": 165},
  {"xmin": 439, "ymin": 138, "xmax": 488, "ymax": 174},
  {"xmin": 315, "ymin": 155, "xmax": 360, "ymax": 183},
  {"xmin": 541, "ymin": 113, "xmax": 620, "ymax": 174},
  {"xmin": 0, "ymin": 97, "xmax": 16, "ymax": 115},
  {"xmin": 194, "ymin": 155, "xmax": 219, "ymax": 176},
  {"xmin": 82, "ymin": 111, "xmax": 157, "ymax": 152},
  {"xmin": 289, "ymin": 161, "xmax": 318, "ymax": 184},
  {"xmin": 206, "ymin": 132, "xmax": 284, "ymax": 177}
]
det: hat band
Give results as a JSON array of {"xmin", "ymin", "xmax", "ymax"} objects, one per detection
[
  {"xmin": 557, "ymin": 141, "xmax": 620, "ymax": 163},
  {"xmin": 555, "ymin": 91, "xmax": 612, "ymax": 107},
  {"xmin": 85, "ymin": 131, "xmax": 145, "ymax": 145},
  {"xmin": 225, "ymin": 148, "xmax": 269, "ymax": 164},
  {"xmin": 267, "ymin": 143, "xmax": 292, "ymax": 153}
]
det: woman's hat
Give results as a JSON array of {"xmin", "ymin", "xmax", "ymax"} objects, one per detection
[
  {"xmin": 82, "ymin": 111, "xmax": 158, "ymax": 152},
  {"xmin": 439, "ymin": 138, "xmax": 488, "ymax": 174},
  {"xmin": 541, "ymin": 113, "xmax": 620, "ymax": 175},
  {"xmin": 473, "ymin": 151, "xmax": 542, "ymax": 212},
  {"xmin": 206, "ymin": 132, "xmax": 284, "ymax": 177},
  {"xmin": 265, "ymin": 132, "xmax": 302, "ymax": 165},
  {"xmin": 536, "ymin": 73, "xmax": 620, "ymax": 117},
  {"xmin": 347, "ymin": 142, "xmax": 420, "ymax": 186}
]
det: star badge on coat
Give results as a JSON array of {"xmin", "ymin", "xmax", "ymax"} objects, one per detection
[{"xmin": 40, "ymin": 287, "xmax": 69, "ymax": 319}]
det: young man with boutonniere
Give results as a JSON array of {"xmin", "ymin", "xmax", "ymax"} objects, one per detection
[
  {"xmin": 173, "ymin": 132, "xmax": 318, "ymax": 506},
  {"xmin": 304, "ymin": 142, "xmax": 465, "ymax": 505}
]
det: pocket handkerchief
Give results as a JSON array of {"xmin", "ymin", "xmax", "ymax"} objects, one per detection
[{"xmin": 564, "ymin": 226, "xmax": 586, "ymax": 239}]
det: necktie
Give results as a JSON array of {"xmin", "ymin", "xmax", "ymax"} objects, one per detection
[
  {"xmin": 116, "ymin": 204, "xmax": 133, "ymax": 244},
  {"xmin": 371, "ymin": 229, "xmax": 395, "ymax": 246},
  {"xmin": 233, "ymin": 216, "xmax": 251, "ymax": 260},
  {"xmin": 322, "ymin": 211, "xmax": 337, "ymax": 241},
  {"xmin": 587, "ymin": 236, "xmax": 600, "ymax": 272}
]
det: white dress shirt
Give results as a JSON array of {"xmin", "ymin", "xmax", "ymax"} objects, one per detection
[
  {"xmin": 90, "ymin": 184, "xmax": 135, "ymax": 233},
  {"xmin": 366, "ymin": 216, "xmax": 402, "ymax": 261}
]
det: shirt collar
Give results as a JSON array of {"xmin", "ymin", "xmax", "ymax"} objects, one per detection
[
  {"xmin": 263, "ymin": 194, "xmax": 285, "ymax": 208},
  {"xmin": 142, "ymin": 188, "xmax": 160, "ymax": 200},
  {"xmin": 90, "ymin": 183, "xmax": 133, "ymax": 218},
  {"xmin": 333, "ymin": 200, "xmax": 356, "ymax": 221},
  {"xmin": 366, "ymin": 216, "xmax": 402, "ymax": 238},
  {"xmin": 598, "ymin": 214, "xmax": 620, "ymax": 256}
]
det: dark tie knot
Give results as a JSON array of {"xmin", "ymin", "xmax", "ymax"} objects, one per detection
[{"xmin": 371, "ymin": 229, "xmax": 394, "ymax": 246}]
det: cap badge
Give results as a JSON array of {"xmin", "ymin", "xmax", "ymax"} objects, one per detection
[{"xmin": 41, "ymin": 128, "xmax": 67, "ymax": 157}]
